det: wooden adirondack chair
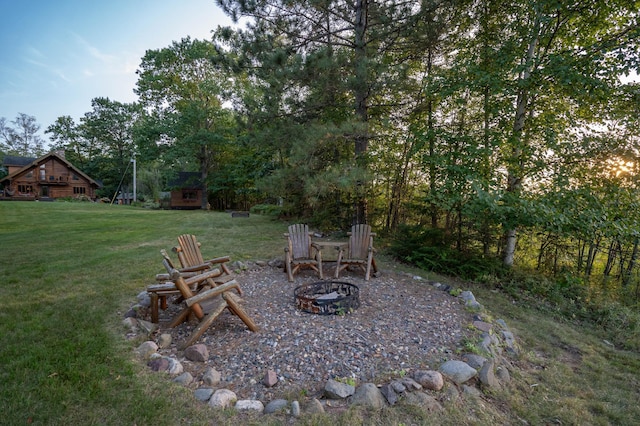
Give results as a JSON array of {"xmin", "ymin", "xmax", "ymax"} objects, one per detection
[
  {"xmin": 174, "ymin": 234, "xmax": 233, "ymax": 277},
  {"xmin": 166, "ymin": 268, "xmax": 258, "ymax": 349},
  {"xmin": 284, "ymin": 224, "xmax": 323, "ymax": 282},
  {"xmin": 334, "ymin": 224, "xmax": 378, "ymax": 281}
]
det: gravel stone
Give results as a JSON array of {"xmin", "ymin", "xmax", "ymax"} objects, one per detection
[{"xmin": 146, "ymin": 266, "xmax": 473, "ymax": 401}]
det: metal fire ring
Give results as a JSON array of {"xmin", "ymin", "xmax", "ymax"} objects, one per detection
[{"xmin": 294, "ymin": 281, "xmax": 360, "ymax": 315}]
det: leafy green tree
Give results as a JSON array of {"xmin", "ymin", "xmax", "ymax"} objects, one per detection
[
  {"xmin": 135, "ymin": 37, "xmax": 237, "ymax": 209},
  {"xmin": 0, "ymin": 113, "xmax": 46, "ymax": 157}
]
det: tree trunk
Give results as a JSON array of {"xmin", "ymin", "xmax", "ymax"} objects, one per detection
[
  {"xmin": 353, "ymin": 0, "xmax": 369, "ymax": 225},
  {"xmin": 502, "ymin": 11, "xmax": 541, "ymax": 267}
]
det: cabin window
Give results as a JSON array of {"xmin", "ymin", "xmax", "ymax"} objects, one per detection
[
  {"xmin": 182, "ymin": 190, "xmax": 197, "ymax": 200},
  {"xmin": 25, "ymin": 171, "xmax": 33, "ymax": 178},
  {"xmin": 39, "ymin": 165, "xmax": 46, "ymax": 180},
  {"xmin": 72, "ymin": 174, "xmax": 79, "ymax": 180},
  {"xmin": 18, "ymin": 185, "xmax": 33, "ymax": 193},
  {"xmin": 73, "ymin": 187, "xmax": 86, "ymax": 195}
]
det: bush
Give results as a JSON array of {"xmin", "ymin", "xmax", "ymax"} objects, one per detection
[
  {"xmin": 388, "ymin": 224, "xmax": 505, "ymax": 280},
  {"xmin": 250, "ymin": 203, "xmax": 283, "ymax": 217}
]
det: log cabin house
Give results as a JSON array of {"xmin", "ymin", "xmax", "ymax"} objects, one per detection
[
  {"xmin": 168, "ymin": 172, "xmax": 205, "ymax": 209},
  {"xmin": 0, "ymin": 152, "xmax": 101, "ymax": 201}
]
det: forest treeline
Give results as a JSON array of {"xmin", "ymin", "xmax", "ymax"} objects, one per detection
[{"xmin": 2, "ymin": 1, "xmax": 639, "ymax": 312}]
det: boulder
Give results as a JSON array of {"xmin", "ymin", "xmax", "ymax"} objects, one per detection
[
  {"xmin": 209, "ymin": 389, "xmax": 237, "ymax": 409},
  {"xmin": 184, "ymin": 344, "xmax": 208, "ymax": 362},
  {"xmin": 350, "ymin": 383, "xmax": 387, "ymax": 410},
  {"xmin": 324, "ymin": 379, "xmax": 355, "ymax": 399},
  {"xmin": 439, "ymin": 360, "xmax": 477, "ymax": 384}
]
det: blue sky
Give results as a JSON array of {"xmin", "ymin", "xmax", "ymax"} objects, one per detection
[{"xmin": 0, "ymin": 0, "xmax": 233, "ymax": 142}]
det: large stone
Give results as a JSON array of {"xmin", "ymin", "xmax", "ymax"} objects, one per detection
[
  {"xmin": 501, "ymin": 331, "xmax": 519, "ymax": 355},
  {"xmin": 413, "ymin": 370, "xmax": 444, "ymax": 391},
  {"xmin": 401, "ymin": 377, "xmax": 423, "ymax": 391},
  {"xmin": 137, "ymin": 319, "xmax": 158, "ymax": 335},
  {"xmin": 324, "ymin": 379, "xmax": 355, "ymax": 399},
  {"xmin": 496, "ymin": 365, "xmax": 511, "ymax": 383},
  {"xmin": 235, "ymin": 400, "xmax": 264, "ymax": 413},
  {"xmin": 403, "ymin": 392, "xmax": 443, "ymax": 412},
  {"xmin": 350, "ymin": 383, "xmax": 387, "ymax": 410},
  {"xmin": 202, "ymin": 367, "xmax": 222, "ymax": 386},
  {"xmin": 439, "ymin": 360, "xmax": 477, "ymax": 384},
  {"xmin": 147, "ymin": 357, "xmax": 169, "ymax": 372},
  {"xmin": 157, "ymin": 333, "xmax": 172, "ymax": 348},
  {"xmin": 135, "ymin": 341, "xmax": 158, "ymax": 360},
  {"xmin": 173, "ymin": 372, "xmax": 193, "ymax": 385},
  {"xmin": 462, "ymin": 354, "xmax": 488, "ymax": 370},
  {"xmin": 194, "ymin": 388, "xmax": 214, "ymax": 402},
  {"xmin": 478, "ymin": 359, "xmax": 500, "ymax": 389},
  {"xmin": 137, "ymin": 291, "xmax": 151, "ymax": 307},
  {"xmin": 264, "ymin": 399, "xmax": 289, "ymax": 414},
  {"xmin": 305, "ymin": 398, "xmax": 325, "ymax": 414},
  {"xmin": 380, "ymin": 383, "xmax": 398, "ymax": 405},
  {"xmin": 166, "ymin": 357, "xmax": 183, "ymax": 375},
  {"xmin": 184, "ymin": 344, "xmax": 209, "ymax": 362},
  {"xmin": 209, "ymin": 389, "xmax": 237, "ymax": 409}
]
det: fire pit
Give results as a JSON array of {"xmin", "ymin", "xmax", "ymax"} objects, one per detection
[{"xmin": 294, "ymin": 281, "xmax": 360, "ymax": 315}]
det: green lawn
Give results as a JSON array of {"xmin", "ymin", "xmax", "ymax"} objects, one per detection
[
  {"xmin": 1, "ymin": 201, "xmax": 638, "ymax": 425},
  {"xmin": 0, "ymin": 202, "xmax": 287, "ymax": 425}
]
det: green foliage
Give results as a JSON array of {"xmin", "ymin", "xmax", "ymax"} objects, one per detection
[
  {"xmin": 250, "ymin": 203, "xmax": 282, "ymax": 217},
  {"xmin": 388, "ymin": 224, "xmax": 506, "ymax": 280}
]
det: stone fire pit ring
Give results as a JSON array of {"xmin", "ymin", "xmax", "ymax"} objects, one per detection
[{"xmin": 294, "ymin": 281, "xmax": 360, "ymax": 315}]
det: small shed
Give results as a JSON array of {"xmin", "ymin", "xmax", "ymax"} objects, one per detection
[{"xmin": 168, "ymin": 172, "xmax": 205, "ymax": 210}]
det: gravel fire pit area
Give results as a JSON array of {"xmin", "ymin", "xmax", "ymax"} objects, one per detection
[{"xmin": 141, "ymin": 265, "xmax": 474, "ymax": 402}]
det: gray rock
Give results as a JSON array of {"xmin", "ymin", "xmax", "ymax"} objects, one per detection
[
  {"xmin": 235, "ymin": 400, "xmax": 264, "ymax": 413},
  {"xmin": 122, "ymin": 317, "xmax": 137, "ymax": 331},
  {"xmin": 184, "ymin": 344, "xmax": 208, "ymax": 362},
  {"xmin": 350, "ymin": 383, "xmax": 387, "ymax": 410},
  {"xmin": 137, "ymin": 291, "xmax": 151, "ymax": 307},
  {"xmin": 255, "ymin": 260, "xmax": 268, "ymax": 267},
  {"xmin": 496, "ymin": 365, "xmax": 511, "ymax": 383},
  {"xmin": 460, "ymin": 291, "xmax": 483, "ymax": 310},
  {"xmin": 462, "ymin": 384, "xmax": 481, "ymax": 397},
  {"xmin": 402, "ymin": 392, "xmax": 443, "ymax": 412},
  {"xmin": 439, "ymin": 360, "xmax": 477, "ymax": 384},
  {"xmin": 501, "ymin": 330, "xmax": 519, "ymax": 355},
  {"xmin": 472, "ymin": 320, "xmax": 492, "ymax": 332},
  {"xmin": 390, "ymin": 380, "xmax": 407, "ymax": 394},
  {"xmin": 496, "ymin": 318, "xmax": 509, "ymax": 330},
  {"xmin": 291, "ymin": 400, "xmax": 300, "ymax": 417},
  {"xmin": 442, "ymin": 386, "xmax": 459, "ymax": 403},
  {"xmin": 135, "ymin": 341, "xmax": 158, "ymax": 359},
  {"xmin": 166, "ymin": 357, "xmax": 183, "ymax": 375},
  {"xmin": 173, "ymin": 372, "xmax": 193, "ymax": 385},
  {"xmin": 324, "ymin": 379, "xmax": 355, "ymax": 399},
  {"xmin": 380, "ymin": 383, "xmax": 398, "ymax": 405},
  {"xmin": 305, "ymin": 398, "xmax": 325, "ymax": 414},
  {"xmin": 202, "ymin": 367, "xmax": 222, "ymax": 386},
  {"xmin": 194, "ymin": 388, "xmax": 214, "ymax": 402},
  {"xmin": 401, "ymin": 377, "xmax": 423, "ymax": 391},
  {"xmin": 462, "ymin": 353, "xmax": 488, "ymax": 370},
  {"xmin": 413, "ymin": 370, "xmax": 444, "ymax": 391},
  {"xmin": 209, "ymin": 389, "xmax": 237, "ymax": 409},
  {"xmin": 264, "ymin": 399, "xmax": 289, "ymax": 414},
  {"xmin": 157, "ymin": 333, "xmax": 172, "ymax": 348},
  {"xmin": 137, "ymin": 319, "xmax": 158, "ymax": 335},
  {"xmin": 478, "ymin": 359, "xmax": 500, "ymax": 389}
]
